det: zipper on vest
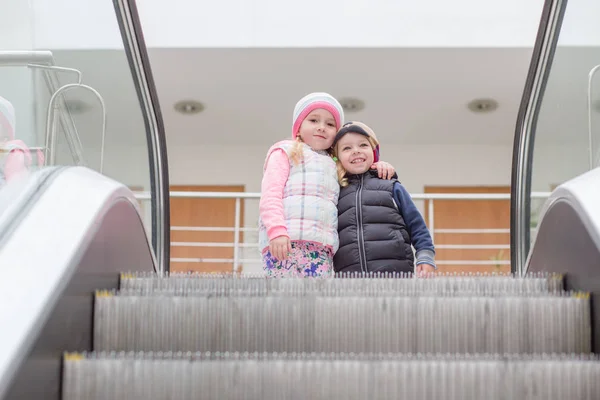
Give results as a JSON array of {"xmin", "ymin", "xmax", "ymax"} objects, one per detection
[{"xmin": 356, "ymin": 174, "xmax": 368, "ymax": 273}]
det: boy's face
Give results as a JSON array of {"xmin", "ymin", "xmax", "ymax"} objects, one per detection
[
  {"xmin": 336, "ymin": 132, "xmax": 374, "ymax": 175},
  {"xmin": 297, "ymin": 109, "xmax": 337, "ymax": 151}
]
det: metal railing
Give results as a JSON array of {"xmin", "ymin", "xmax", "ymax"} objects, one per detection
[
  {"xmin": 0, "ymin": 51, "xmax": 87, "ymax": 166},
  {"xmin": 0, "ymin": 43, "xmax": 169, "ymax": 273},
  {"xmin": 134, "ymin": 191, "xmax": 552, "ymax": 273}
]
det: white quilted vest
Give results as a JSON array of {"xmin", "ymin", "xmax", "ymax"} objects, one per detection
[{"xmin": 258, "ymin": 140, "xmax": 339, "ymax": 254}]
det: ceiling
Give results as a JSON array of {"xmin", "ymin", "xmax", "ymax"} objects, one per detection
[{"xmin": 46, "ymin": 46, "xmax": 600, "ymax": 151}]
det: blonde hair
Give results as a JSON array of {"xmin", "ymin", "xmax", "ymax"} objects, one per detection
[
  {"xmin": 289, "ymin": 137, "xmax": 304, "ymax": 165},
  {"xmin": 332, "ymin": 134, "xmax": 379, "ymax": 187}
]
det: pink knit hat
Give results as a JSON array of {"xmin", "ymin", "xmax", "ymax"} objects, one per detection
[
  {"xmin": 0, "ymin": 96, "xmax": 45, "ymax": 180},
  {"xmin": 292, "ymin": 92, "xmax": 344, "ymax": 139}
]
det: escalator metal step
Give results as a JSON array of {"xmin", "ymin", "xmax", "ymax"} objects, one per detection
[
  {"xmin": 62, "ymin": 352, "xmax": 600, "ymax": 400},
  {"xmin": 94, "ymin": 291, "xmax": 591, "ymax": 354},
  {"xmin": 119, "ymin": 272, "xmax": 564, "ymax": 295}
]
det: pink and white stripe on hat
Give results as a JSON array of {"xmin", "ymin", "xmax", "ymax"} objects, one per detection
[{"xmin": 292, "ymin": 92, "xmax": 344, "ymax": 139}]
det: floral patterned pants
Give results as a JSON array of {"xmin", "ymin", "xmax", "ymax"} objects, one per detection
[{"xmin": 262, "ymin": 241, "xmax": 334, "ymax": 278}]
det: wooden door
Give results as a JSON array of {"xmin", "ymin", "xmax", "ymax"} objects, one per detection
[
  {"xmin": 425, "ymin": 186, "xmax": 510, "ymax": 274},
  {"xmin": 170, "ymin": 185, "xmax": 245, "ymax": 274}
]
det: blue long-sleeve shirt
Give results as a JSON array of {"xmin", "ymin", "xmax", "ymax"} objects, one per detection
[{"xmin": 392, "ymin": 182, "xmax": 436, "ymax": 268}]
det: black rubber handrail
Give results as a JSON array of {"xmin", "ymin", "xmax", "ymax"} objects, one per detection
[
  {"xmin": 510, "ymin": 0, "xmax": 568, "ymax": 275},
  {"xmin": 112, "ymin": 0, "xmax": 171, "ymax": 273}
]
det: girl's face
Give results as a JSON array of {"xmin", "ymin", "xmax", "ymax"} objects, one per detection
[
  {"xmin": 336, "ymin": 132, "xmax": 374, "ymax": 175},
  {"xmin": 297, "ymin": 109, "xmax": 337, "ymax": 151}
]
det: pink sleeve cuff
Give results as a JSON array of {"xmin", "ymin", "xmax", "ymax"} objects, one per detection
[
  {"xmin": 267, "ymin": 226, "xmax": 289, "ymax": 241},
  {"xmin": 259, "ymin": 149, "xmax": 290, "ymax": 241}
]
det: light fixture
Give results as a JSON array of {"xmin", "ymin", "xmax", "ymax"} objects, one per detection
[
  {"xmin": 467, "ymin": 98, "xmax": 498, "ymax": 113},
  {"xmin": 64, "ymin": 99, "xmax": 91, "ymax": 114},
  {"xmin": 339, "ymin": 97, "xmax": 365, "ymax": 113},
  {"xmin": 174, "ymin": 100, "xmax": 205, "ymax": 115}
]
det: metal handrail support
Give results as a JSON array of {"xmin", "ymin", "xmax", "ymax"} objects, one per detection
[
  {"xmin": 0, "ymin": 51, "xmax": 86, "ymax": 166},
  {"xmin": 587, "ymin": 64, "xmax": 600, "ymax": 169},
  {"xmin": 133, "ymin": 191, "xmax": 553, "ymax": 201}
]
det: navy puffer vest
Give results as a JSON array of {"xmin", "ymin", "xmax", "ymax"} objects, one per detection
[{"xmin": 334, "ymin": 171, "xmax": 414, "ymax": 274}]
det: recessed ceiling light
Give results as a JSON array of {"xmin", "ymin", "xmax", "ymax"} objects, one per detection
[
  {"xmin": 339, "ymin": 97, "xmax": 365, "ymax": 113},
  {"xmin": 174, "ymin": 100, "xmax": 205, "ymax": 115},
  {"xmin": 64, "ymin": 99, "xmax": 91, "ymax": 114},
  {"xmin": 467, "ymin": 98, "xmax": 498, "ymax": 113}
]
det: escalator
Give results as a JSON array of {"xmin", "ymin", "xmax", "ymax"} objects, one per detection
[
  {"xmin": 2, "ymin": 0, "xmax": 600, "ymax": 398},
  {"xmin": 64, "ymin": 270, "xmax": 599, "ymax": 399},
  {"xmin": 0, "ymin": 165, "xmax": 599, "ymax": 399}
]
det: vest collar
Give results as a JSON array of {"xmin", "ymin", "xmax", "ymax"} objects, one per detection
[{"xmin": 346, "ymin": 170, "xmax": 378, "ymax": 182}]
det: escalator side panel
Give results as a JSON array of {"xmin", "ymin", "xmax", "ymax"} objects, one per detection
[
  {"xmin": 0, "ymin": 167, "xmax": 155, "ymax": 400},
  {"xmin": 526, "ymin": 167, "xmax": 600, "ymax": 351}
]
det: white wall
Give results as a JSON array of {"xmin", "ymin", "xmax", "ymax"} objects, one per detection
[
  {"xmin": 23, "ymin": 0, "xmax": 600, "ymax": 49},
  {"xmin": 167, "ymin": 144, "xmax": 510, "ymax": 192},
  {"xmin": 0, "ymin": 70, "xmax": 37, "ymax": 146},
  {"xmin": 0, "ymin": 1, "xmax": 38, "ymax": 145},
  {"xmin": 166, "ymin": 142, "xmax": 587, "ymax": 194},
  {"xmin": 54, "ymin": 144, "xmax": 151, "ymax": 188},
  {"xmin": 132, "ymin": 0, "xmax": 546, "ymax": 48},
  {"xmin": 26, "ymin": 0, "xmax": 546, "ymax": 49},
  {"xmin": 0, "ymin": 0, "xmax": 34, "ymax": 50}
]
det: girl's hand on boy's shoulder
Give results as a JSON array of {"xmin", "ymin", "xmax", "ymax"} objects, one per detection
[
  {"xmin": 416, "ymin": 264, "xmax": 436, "ymax": 278},
  {"xmin": 269, "ymin": 236, "xmax": 292, "ymax": 261},
  {"xmin": 370, "ymin": 161, "xmax": 395, "ymax": 180}
]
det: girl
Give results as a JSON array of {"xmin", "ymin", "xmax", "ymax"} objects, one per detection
[
  {"xmin": 0, "ymin": 96, "xmax": 43, "ymax": 185},
  {"xmin": 258, "ymin": 93, "xmax": 395, "ymax": 277},
  {"xmin": 331, "ymin": 121, "xmax": 436, "ymax": 276}
]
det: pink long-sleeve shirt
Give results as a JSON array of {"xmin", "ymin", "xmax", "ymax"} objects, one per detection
[{"xmin": 259, "ymin": 149, "xmax": 290, "ymax": 241}]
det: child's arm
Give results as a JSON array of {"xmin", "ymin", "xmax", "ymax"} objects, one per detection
[
  {"xmin": 370, "ymin": 161, "xmax": 397, "ymax": 180},
  {"xmin": 259, "ymin": 149, "xmax": 290, "ymax": 241},
  {"xmin": 392, "ymin": 182, "xmax": 436, "ymax": 268}
]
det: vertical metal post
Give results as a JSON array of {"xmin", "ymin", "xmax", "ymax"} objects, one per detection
[
  {"xmin": 587, "ymin": 65, "xmax": 600, "ymax": 169},
  {"xmin": 233, "ymin": 197, "xmax": 241, "ymax": 273},
  {"xmin": 428, "ymin": 199, "xmax": 435, "ymax": 245}
]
